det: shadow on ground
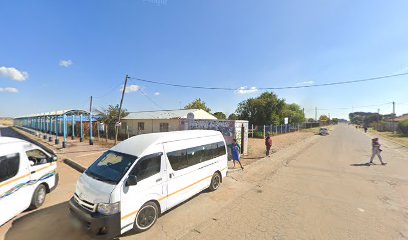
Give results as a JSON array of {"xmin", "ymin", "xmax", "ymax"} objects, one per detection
[
  {"xmin": 350, "ymin": 163, "xmax": 371, "ymax": 167},
  {"xmin": 5, "ymin": 202, "xmax": 90, "ymax": 240}
]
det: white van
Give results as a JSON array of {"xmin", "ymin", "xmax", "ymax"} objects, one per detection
[
  {"xmin": 0, "ymin": 137, "xmax": 58, "ymax": 226},
  {"xmin": 69, "ymin": 130, "xmax": 228, "ymax": 238}
]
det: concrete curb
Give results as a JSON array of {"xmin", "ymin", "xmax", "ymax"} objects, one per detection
[
  {"xmin": 63, "ymin": 158, "xmax": 86, "ymax": 173},
  {"xmin": 10, "ymin": 126, "xmax": 57, "ymax": 155}
]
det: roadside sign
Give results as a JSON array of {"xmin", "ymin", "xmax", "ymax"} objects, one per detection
[{"xmin": 284, "ymin": 117, "xmax": 289, "ymax": 125}]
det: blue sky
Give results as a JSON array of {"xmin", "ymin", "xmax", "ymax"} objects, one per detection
[{"xmin": 1, "ymin": 0, "xmax": 408, "ymax": 119}]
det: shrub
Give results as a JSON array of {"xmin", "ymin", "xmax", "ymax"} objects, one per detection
[{"xmin": 398, "ymin": 120, "xmax": 408, "ymax": 135}]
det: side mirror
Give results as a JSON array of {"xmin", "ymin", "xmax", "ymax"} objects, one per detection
[
  {"xmin": 29, "ymin": 161, "xmax": 35, "ymax": 166},
  {"xmin": 126, "ymin": 175, "xmax": 137, "ymax": 187},
  {"xmin": 52, "ymin": 155, "xmax": 58, "ymax": 162}
]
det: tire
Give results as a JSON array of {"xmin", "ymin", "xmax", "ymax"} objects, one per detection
[
  {"xmin": 208, "ymin": 172, "xmax": 221, "ymax": 191},
  {"xmin": 29, "ymin": 184, "xmax": 47, "ymax": 210},
  {"xmin": 134, "ymin": 201, "xmax": 159, "ymax": 233}
]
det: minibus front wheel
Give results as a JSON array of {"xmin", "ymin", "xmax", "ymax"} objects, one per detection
[
  {"xmin": 29, "ymin": 184, "xmax": 47, "ymax": 209},
  {"xmin": 208, "ymin": 172, "xmax": 221, "ymax": 191},
  {"xmin": 134, "ymin": 201, "xmax": 159, "ymax": 233}
]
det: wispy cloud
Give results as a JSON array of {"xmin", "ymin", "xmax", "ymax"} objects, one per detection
[
  {"xmin": 296, "ymin": 81, "xmax": 315, "ymax": 86},
  {"xmin": 235, "ymin": 86, "xmax": 258, "ymax": 95},
  {"xmin": 0, "ymin": 87, "xmax": 18, "ymax": 93},
  {"xmin": 59, "ymin": 60, "xmax": 73, "ymax": 67},
  {"xmin": 154, "ymin": 92, "xmax": 160, "ymax": 96},
  {"xmin": 0, "ymin": 66, "xmax": 28, "ymax": 81},
  {"xmin": 121, "ymin": 84, "xmax": 141, "ymax": 93}
]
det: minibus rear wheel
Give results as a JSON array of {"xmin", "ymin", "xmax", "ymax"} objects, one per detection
[
  {"xmin": 29, "ymin": 184, "xmax": 47, "ymax": 210},
  {"xmin": 134, "ymin": 201, "xmax": 159, "ymax": 233},
  {"xmin": 208, "ymin": 172, "xmax": 221, "ymax": 191}
]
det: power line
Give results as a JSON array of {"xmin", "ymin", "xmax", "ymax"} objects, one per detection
[
  {"xmin": 129, "ymin": 72, "xmax": 408, "ymax": 91},
  {"xmin": 139, "ymin": 89, "xmax": 163, "ymax": 110}
]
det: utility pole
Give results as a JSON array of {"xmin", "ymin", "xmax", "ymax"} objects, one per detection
[
  {"xmin": 315, "ymin": 107, "xmax": 317, "ymax": 122},
  {"xmin": 89, "ymin": 96, "xmax": 94, "ymax": 145},
  {"xmin": 392, "ymin": 101, "xmax": 396, "ymax": 133},
  {"xmin": 115, "ymin": 74, "xmax": 129, "ymax": 144}
]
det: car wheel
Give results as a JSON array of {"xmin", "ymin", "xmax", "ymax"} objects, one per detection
[
  {"xmin": 134, "ymin": 201, "xmax": 159, "ymax": 233},
  {"xmin": 29, "ymin": 184, "xmax": 47, "ymax": 210},
  {"xmin": 208, "ymin": 172, "xmax": 221, "ymax": 191}
]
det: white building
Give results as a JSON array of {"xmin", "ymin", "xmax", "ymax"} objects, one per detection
[{"xmin": 120, "ymin": 109, "xmax": 216, "ymax": 135}]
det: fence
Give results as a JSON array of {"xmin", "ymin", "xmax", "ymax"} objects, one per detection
[{"xmin": 249, "ymin": 122, "xmax": 320, "ymax": 138}]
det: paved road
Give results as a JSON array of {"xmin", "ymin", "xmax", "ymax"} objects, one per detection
[{"xmin": 1, "ymin": 124, "xmax": 408, "ymax": 240}]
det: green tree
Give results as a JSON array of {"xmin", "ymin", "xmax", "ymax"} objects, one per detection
[
  {"xmin": 281, "ymin": 103, "xmax": 305, "ymax": 124},
  {"xmin": 96, "ymin": 104, "xmax": 129, "ymax": 124},
  {"xmin": 213, "ymin": 112, "xmax": 226, "ymax": 120},
  {"xmin": 331, "ymin": 118, "xmax": 339, "ymax": 124},
  {"xmin": 235, "ymin": 92, "xmax": 305, "ymax": 125},
  {"xmin": 228, "ymin": 113, "xmax": 239, "ymax": 120},
  {"xmin": 184, "ymin": 98, "xmax": 211, "ymax": 113}
]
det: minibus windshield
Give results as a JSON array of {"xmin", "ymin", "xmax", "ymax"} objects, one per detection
[{"xmin": 85, "ymin": 150, "xmax": 137, "ymax": 184}]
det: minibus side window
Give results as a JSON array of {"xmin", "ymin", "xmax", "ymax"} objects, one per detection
[
  {"xmin": 26, "ymin": 149, "xmax": 49, "ymax": 165},
  {"xmin": 130, "ymin": 153, "xmax": 161, "ymax": 182},
  {"xmin": 167, "ymin": 149, "xmax": 188, "ymax": 171},
  {"xmin": 0, "ymin": 153, "xmax": 20, "ymax": 182},
  {"xmin": 216, "ymin": 141, "xmax": 226, "ymax": 157}
]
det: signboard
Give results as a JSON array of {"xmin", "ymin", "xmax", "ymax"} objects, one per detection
[{"xmin": 284, "ymin": 117, "xmax": 289, "ymax": 125}]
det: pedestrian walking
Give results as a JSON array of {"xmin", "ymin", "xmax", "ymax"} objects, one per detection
[
  {"xmin": 228, "ymin": 139, "xmax": 244, "ymax": 170},
  {"xmin": 265, "ymin": 134, "xmax": 272, "ymax": 157},
  {"xmin": 369, "ymin": 138, "xmax": 386, "ymax": 165}
]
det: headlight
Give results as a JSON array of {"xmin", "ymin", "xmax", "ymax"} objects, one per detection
[{"xmin": 97, "ymin": 202, "xmax": 120, "ymax": 215}]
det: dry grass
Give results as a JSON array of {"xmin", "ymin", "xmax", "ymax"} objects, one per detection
[
  {"xmin": 369, "ymin": 129, "xmax": 408, "ymax": 147},
  {"xmin": 0, "ymin": 118, "xmax": 13, "ymax": 126}
]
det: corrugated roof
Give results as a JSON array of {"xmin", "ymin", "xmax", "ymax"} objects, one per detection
[
  {"xmin": 14, "ymin": 109, "xmax": 90, "ymax": 119},
  {"xmin": 123, "ymin": 109, "xmax": 216, "ymax": 120}
]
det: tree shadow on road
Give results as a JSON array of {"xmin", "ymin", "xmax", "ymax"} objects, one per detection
[{"xmin": 5, "ymin": 202, "xmax": 90, "ymax": 240}]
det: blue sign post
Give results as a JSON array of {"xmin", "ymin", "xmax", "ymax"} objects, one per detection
[
  {"xmin": 43, "ymin": 115, "xmax": 47, "ymax": 140},
  {"xmin": 62, "ymin": 114, "xmax": 67, "ymax": 148},
  {"xmin": 71, "ymin": 115, "xmax": 75, "ymax": 140},
  {"xmin": 49, "ymin": 117, "xmax": 53, "ymax": 142},
  {"xmin": 80, "ymin": 114, "xmax": 83, "ymax": 142},
  {"xmin": 55, "ymin": 116, "xmax": 59, "ymax": 144},
  {"xmin": 89, "ymin": 113, "xmax": 93, "ymax": 145}
]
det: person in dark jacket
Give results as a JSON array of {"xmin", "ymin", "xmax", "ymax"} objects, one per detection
[{"xmin": 265, "ymin": 134, "xmax": 272, "ymax": 157}]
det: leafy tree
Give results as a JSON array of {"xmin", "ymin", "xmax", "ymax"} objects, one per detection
[
  {"xmin": 96, "ymin": 104, "xmax": 129, "ymax": 125},
  {"xmin": 213, "ymin": 112, "xmax": 226, "ymax": 120},
  {"xmin": 349, "ymin": 112, "xmax": 382, "ymax": 126},
  {"xmin": 319, "ymin": 115, "xmax": 329, "ymax": 123},
  {"xmin": 184, "ymin": 98, "xmax": 211, "ymax": 113},
  {"xmin": 398, "ymin": 120, "xmax": 408, "ymax": 135},
  {"xmin": 281, "ymin": 103, "xmax": 305, "ymax": 124},
  {"xmin": 331, "ymin": 118, "xmax": 339, "ymax": 124},
  {"xmin": 236, "ymin": 92, "xmax": 305, "ymax": 125},
  {"xmin": 228, "ymin": 113, "xmax": 239, "ymax": 120}
]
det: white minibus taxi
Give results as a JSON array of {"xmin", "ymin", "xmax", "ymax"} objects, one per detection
[
  {"xmin": 69, "ymin": 130, "xmax": 228, "ymax": 238},
  {"xmin": 0, "ymin": 137, "xmax": 58, "ymax": 226}
]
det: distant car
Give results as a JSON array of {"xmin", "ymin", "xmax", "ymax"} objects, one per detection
[
  {"xmin": 0, "ymin": 137, "xmax": 58, "ymax": 226},
  {"xmin": 319, "ymin": 128, "xmax": 329, "ymax": 136}
]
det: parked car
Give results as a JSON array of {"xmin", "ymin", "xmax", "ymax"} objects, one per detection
[
  {"xmin": 319, "ymin": 127, "xmax": 329, "ymax": 135},
  {"xmin": 0, "ymin": 137, "xmax": 58, "ymax": 226},
  {"xmin": 69, "ymin": 130, "xmax": 228, "ymax": 238}
]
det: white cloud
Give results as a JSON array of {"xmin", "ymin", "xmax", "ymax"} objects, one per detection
[
  {"xmin": 59, "ymin": 60, "xmax": 73, "ymax": 67},
  {"xmin": 296, "ymin": 81, "xmax": 315, "ymax": 86},
  {"xmin": 0, "ymin": 66, "xmax": 28, "ymax": 81},
  {"xmin": 235, "ymin": 86, "xmax": 258, "ymax": 95},
  {"xmin": 0, "ymin": 87, "xmax": 18, "ymax": 93},
  {"xmin": 121, "ymin": 84, "xmax": 141, "ymax": 93},
  {"xmin": 154, "ymin": 92, "xmax": 160, "ymax": 96}
]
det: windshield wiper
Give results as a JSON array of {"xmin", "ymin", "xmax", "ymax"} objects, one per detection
[{"xmin": 86, "ymin": 171, "xmax": 117, "ymax": 184}]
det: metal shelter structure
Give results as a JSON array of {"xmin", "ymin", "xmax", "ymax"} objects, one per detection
[{"xmin": 14, "ymin": 109, "xmax": 97, "ymax": 148}]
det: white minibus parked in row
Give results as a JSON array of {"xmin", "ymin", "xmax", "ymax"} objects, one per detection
[
  {"xmin": 69, "ymin": 130, "xmax": 228, "ymax": 238},
  {"xmin": 0, "ymin": 137, "xmax": 58, "ymax": 226}
]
